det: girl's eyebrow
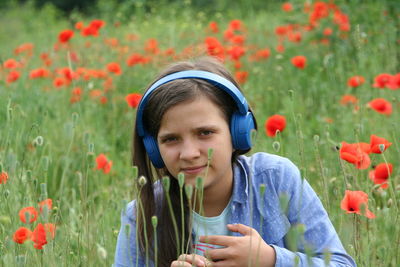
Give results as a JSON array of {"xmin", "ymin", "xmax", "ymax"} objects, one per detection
[{"xmin": 158, "ymin": 125, "xmax": 220, "ymax": 139}]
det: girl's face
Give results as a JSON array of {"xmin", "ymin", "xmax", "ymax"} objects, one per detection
[{"xmin": 157, "ymin": 95, "xmax": 234, "ymax": 190}]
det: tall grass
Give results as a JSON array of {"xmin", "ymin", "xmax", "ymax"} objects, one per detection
[{"xmin": 0, "ymin": 0, "xmax": 399, "ymax": 266}]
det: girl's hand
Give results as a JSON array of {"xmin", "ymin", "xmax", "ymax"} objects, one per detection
[
  {"xmin": 171, "ymin": 254, "xmax": 212, "ymax": 267},
  {"xmin": 199, "ymin": 224, "xmax": 276, "ymax": 267}
]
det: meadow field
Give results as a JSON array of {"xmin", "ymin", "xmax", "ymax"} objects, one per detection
[{"xmin": 0, "ymin": 0, "xmax": 399, "ymax": 266}]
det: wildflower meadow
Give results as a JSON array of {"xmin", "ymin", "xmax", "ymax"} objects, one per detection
[{"xmin": 0, "ymin": 0, "xmax": 399, "ymax": 266}]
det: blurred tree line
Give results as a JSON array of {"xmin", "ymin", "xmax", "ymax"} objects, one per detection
[{"xmin": 1, "ymin": 0, "xmax": 399, "ymax": 19}]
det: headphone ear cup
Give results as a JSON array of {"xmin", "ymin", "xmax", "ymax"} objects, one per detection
[
  {"xmin": 143, "ymin": 135, "xmax": 164, "ymax": 168},
  {"xmin": 230, "ymin": 111, "xmax": 255, "ymax": 150}
]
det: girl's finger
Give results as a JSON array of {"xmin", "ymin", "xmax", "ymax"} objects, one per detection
[
  {"xmin": 171, "ymin": 260, "xmax": 194, "ymax": 267},
  {"xmin": 177, "ymin": 254, "xmax": 206, "ymax": 267}
]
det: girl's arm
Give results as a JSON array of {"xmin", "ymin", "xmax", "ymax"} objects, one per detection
[
  {"xmin": 272, "ymin": 160, "xmax": 357, "ymax": 267},
  {"xmin": 114, "ymin": 201, "xmax": 147, "ymax": 267}
]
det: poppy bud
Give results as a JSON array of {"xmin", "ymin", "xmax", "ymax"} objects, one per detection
[
  {"xmin": 0, "ymin": 215, "xmax": 11, "ymax": 225},
  {"xmin": 196, "ymin": 177, "xmax": 204, "ymax": 190},
  {"xmin": 378, "ymin": 144, "xmax": 385, "ymax": 153},
  {"xmin": 185, "ymin": 184, "xmax": 193, "ymax": 199},
  {"xmin": 124, "ymin": 224, "xmax": 131, "ymax": 237},
  {"xmin": 40, "ymin": 183, "xmax": 48, "ymax": 199},
  {"xmin": 7, "ymin": 107, "xmax": 12, "ymax": 121},
  {"xmin": 139, "ymin": 176, "xmax": 147, "ymax": 187},
  {"xmin": 260, "ymin": 184, "xmax": 266, "ymax": 197},
  {"xmin": 72, "ymin": 112, "xmax": 79, "ymax": 125},
  {"xmin": 329, "ymin": 177, "xmax": 337, "ymax": 184},
  {"xmin": 3, "ymin": 189, "xmax": 9, "ymax": 199},
  {"xmin": 33, "ymin": 136, "xmax": 44, "ymax": 147},
  {"xmin": 288, "ymin": 90, "xmax": 294, "ymax": 100},
  {"xmin": 26, "ymin": 170, "xmax": 32, "ymax": 182},
  {"xmin": 97, "ymin": 244, "xmax": 107, "ymax": 259},
  {"xmin": 0, "ymin": 163, "xmax": 2, "ymax": 173},
  {"xmin": 272, "ymin": 141, "xmax": 280, "ymax": 152},
  {"xmin": 387, "ymin": 198, "xmax": 393, "ymax": 208},
  {"xmin": 313, "ymin": 135, "xmax": 320, "ymax": 143},
  {"xmin": 178, "ymin": 173, "xmax": 185, "ymax": 188},
  {"xmin": 207, "ymin": 148, "xmax": 214, "ymax": 160},
  {"xmin": 88, "ymin": 143, "xmax": 95, "ymax": 153},
  {"xmin": 151, "ymin": 216, "xmax": 158, "ymax": 228},
  {"xmin": 279, "ymin": 193, "xmax": 289, "ymax": 215}
]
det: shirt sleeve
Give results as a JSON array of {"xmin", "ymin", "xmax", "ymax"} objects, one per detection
[
  {"xmin": 272, "ymin": 159, "xmax": 357, "ymax": 267},
  {"xmin": 114, "ymin": 201, "xmax": 147, "ymax": 267}
]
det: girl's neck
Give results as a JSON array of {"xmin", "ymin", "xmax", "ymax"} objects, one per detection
[{"xmin": 192, "ymin": 175, "xmax": 233, "ymax": 217}]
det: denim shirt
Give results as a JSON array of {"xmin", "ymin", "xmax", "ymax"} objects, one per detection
[{"xmin": 114, "ymin": 152, "xmax": 356, "ymax": 267}]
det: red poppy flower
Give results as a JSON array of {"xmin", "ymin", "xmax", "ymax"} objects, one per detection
[
  {"xmin": 370, "ymin": 135, "xmax": 392, "ymax": 154},
  {"xmin": 6, "ymin": 71, "xmax": 20, "ymax": 83},
  {"xmin": 29, "ymin": 68, "xmax": 51, "ymax": 79},
  {"xmin": 3, "ymin": 58, "xmax": 20, "ymax": 69},
  {"xmin": 288, "ymin": 32, "xmax": 302, "ymax": 43},
  {"xmin": 251, "ymin": 48, "xmax": 270, "ymax": 61},
  {"xmin": 282, "ymin": 2, "xmax": 293, "ymax": 12},
  {"xmin": 39, "ymin": 198, "xmax": 53, "ymax": 213},
  {"xmin": 19, "ymin": 206, "xmax": 39, "ymax": 224},
  {"xmin": 387, "ymin": 73, "xmax": 400, "ymax": 90},
  {"xmin": 235, "ymin": 71, "xmax": 248, "ymax": 84},
  {"xmin": 75, "ymin": 21, "xmax": 84, "ymax": 30},
  {"xmin": 208, "ymin": 21, "xmax": 219, "ymax": 33},
  {"xmin": 275, "ymin": 44, "xmax": 285, "ymax": 53},
  {"xmin": 367, "ymin": 98, "xmax": 392, "ymax": 115},
  {"xmin": 275, "ymin": 26, "xmax": 288, "ymax": 36},
  {"xmin": 340, "ymin": 190, "xmax": 375, "ymax": 219},
  {"xmin": 265, "ymin": 115, "xmax": 286, "ymax": 137},
  {"xmin": 96, "ymin": 154, "xmax": 112, "ymax": 174},
  {"xmin": 340, "ymin": 94, "xmax": 358, "ymax": 105},
  {"xmin": 126, "ymin": 53, "xmax": 145, "ymax": 67},
  {"xmin": 229, "ymin": 19, "xmax": 243, "ymax": 31},
  {"xmin": 125, "ymin": 93, "xmax": 142, "ymax": 108},
  {"xmin": 291, "ymin": 56, "xmax": 307, "ymax": 69},
  {"xmin": 31, "ymin": 223, "xmax": 47, "ymax": 249},
  {"xmin": 58, "ymin": 29, "xmax": 74, "ymax": 43},
  {"xmin": 13, "ymin": 227, "xmax": 32, "ymax": 244},
  {"xmin": 144, "ymin": 38, "xmax": 159, "ymax": 54},
  {"xmin": 89, "ymin": 19, "xmax": 105, "ymax": 30},
  {"xmin": 373, "ymin": 73, "xmax": 392, "ymax": 88},
  {"xmin": 369, "ymin": 163, "xmax": 393, "ymax": 189},
  {"xmin": 227, "ymin": 46, "xmax": 245, "ymax": 61},
  {"xmin": 339, "ymin": 142, "xmax": 371, "ymax": 169},
  {"xmin": 205, "ymin": 36, "xmax": 225, "ymax": 60},
  {"xmin": 347, "ymin": 76, "xmax": 365, "ymax": 87},
  {"xmin": 106, "ymin": 62, "xmax": 122, "ymax": 75},
  {"xmin": 0, "ymin": 171, "xmax": 8, "ymax": 184},
  {"xmin": 323, "ymin": 27, "xmax": 333, "ymax": 36}
]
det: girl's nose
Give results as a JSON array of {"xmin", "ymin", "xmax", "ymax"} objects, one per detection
[{"xmin": 179, "ymin": 140, "xmax": 201, "ymax": 160}]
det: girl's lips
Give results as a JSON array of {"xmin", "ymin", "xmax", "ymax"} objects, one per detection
[{"xmin": 181, "ymin": 165, "xmax": 206, "ymax": 175}]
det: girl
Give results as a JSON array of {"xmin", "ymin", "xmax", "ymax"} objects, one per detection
[{"xmin": 114, "ymin": 57, "xmax": 356, "ymax": 267}]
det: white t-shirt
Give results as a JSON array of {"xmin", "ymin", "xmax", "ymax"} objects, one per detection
[{"xmin": 192, "ymin": 199, "xmax": 232, "ymax": 256}]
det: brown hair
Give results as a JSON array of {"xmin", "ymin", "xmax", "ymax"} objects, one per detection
[{"xmin": 132, "ymin": 56, "xmax": 257, "ymax": 266}]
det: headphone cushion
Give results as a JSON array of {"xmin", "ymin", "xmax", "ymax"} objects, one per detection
[
  {"xmin": 230, "ymin": 111, "xmax": 255, "ymax": 150},
  {"xmin": 143, "ymin": 135, "xmax": 164, "ymax": 168}
]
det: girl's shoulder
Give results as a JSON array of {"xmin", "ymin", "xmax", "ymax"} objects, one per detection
[
  {"xmin": 238, "ymin": 152, "xmax": 300, "ymax": 176},
  {"xmin": 236, "ymin": 152, "xmax": 301, "ymax": 189}
]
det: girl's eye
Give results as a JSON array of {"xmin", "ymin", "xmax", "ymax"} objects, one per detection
[
  {"xmin": 200, "ymin": 130, "xmax": 213, "ymax": 136},
  {"xmin": 161, "ymin": 137, "xmax": 177, "ymax": 144}
]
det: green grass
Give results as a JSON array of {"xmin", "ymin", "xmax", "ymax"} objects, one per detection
[{"xmin": 0, "ymin": 0, "xmax": 399, "ymax": 266}]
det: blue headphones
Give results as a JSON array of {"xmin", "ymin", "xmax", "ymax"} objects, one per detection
[{"xmin": 136, "ymin": 70, "xmax": 256, "ymax": 168}]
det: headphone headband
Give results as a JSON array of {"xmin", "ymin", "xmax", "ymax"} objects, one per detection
[{"xmin": 136, "ymin": 70, "xmax": 249, "ymax": 137}]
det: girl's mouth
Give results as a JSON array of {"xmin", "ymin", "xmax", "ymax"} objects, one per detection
[{"xmin": 181, "ymin": 165, "xmax": 206, "ymax": 175}]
